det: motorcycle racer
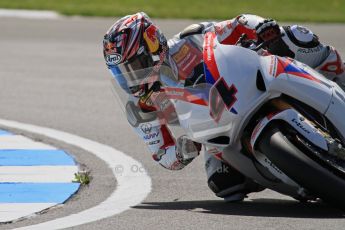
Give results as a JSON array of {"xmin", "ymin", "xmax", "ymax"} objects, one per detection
[
  {"xmin": 214, "ymin": 14, "xmax": 345, "ymax": 89},
  {"xmin": 103, "ymin": 12, "xmax": 345, "ymax": 202}
]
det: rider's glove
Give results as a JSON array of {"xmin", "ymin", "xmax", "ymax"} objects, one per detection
[
  {"xmin": 176, "ymin": 135, "xmax": 201, "ymax": 165},
  {"xmin": 238, "ymin": 38, "xmax": 257, "ymax": 49},
  {"xmin": 255, "ymin": 19, "xmax": 281, "ymax": 43}
]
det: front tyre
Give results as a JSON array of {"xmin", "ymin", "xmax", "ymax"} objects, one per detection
[{"xmin": 257, "ymin": 125, "xmax": 345, "ymax": 210}]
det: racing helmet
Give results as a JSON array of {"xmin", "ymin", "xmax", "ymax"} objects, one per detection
[{"xmin": 103, "ymin": 12, "xmax": 168, "ymax": 96}]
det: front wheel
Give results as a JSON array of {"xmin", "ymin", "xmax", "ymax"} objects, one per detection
[{"xmin": 257, "ymin": 124, "xmax": 345, "ymax": 210}]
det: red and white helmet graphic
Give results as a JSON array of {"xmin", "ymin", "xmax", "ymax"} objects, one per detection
[{"xmin": 103, "ymin": 12, "xmax": 168, "ymax": 95}]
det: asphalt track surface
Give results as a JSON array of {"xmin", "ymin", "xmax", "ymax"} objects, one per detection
[{"xmin": 1, "ymin": 16, "xmax": 345, "ymax": 230}]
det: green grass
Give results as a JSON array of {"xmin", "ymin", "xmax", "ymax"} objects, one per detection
[
  {"xmin": 73, "ymin": 171, "xmax": 90, "ymax": 185},
  {"xmin": 0, "ymin": 0, "xmax": 345, "ymax": 22}
]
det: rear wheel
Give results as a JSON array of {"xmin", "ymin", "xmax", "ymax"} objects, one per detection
[{"xmin": 257, "ymin": 124, "xmax": 345, "ymax": 209}]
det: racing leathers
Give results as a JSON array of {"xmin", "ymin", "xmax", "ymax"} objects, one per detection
[{"xmin": 127, "ymin": 14, "xmax": 345, "ymax": 200}]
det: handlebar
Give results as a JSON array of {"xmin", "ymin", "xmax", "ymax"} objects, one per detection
[{"xmin": 236, "ymin": 33, "xmax": 284, "ymax": 52}]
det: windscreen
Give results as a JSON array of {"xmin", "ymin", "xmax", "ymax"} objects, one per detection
[{"xmin": 110, "ymin": 65, "xmax": 234, "ymax": 143}]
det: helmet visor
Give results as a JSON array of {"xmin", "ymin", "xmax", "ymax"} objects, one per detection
[{"xmin": 109, "ymin": 51, "xmax": 155, "ymax": 94}]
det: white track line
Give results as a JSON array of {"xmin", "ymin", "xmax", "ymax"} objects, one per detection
[
  {"xmin": 0, "ymin": 203, "xmax": 57, "ymax": 222},
  {"xmin": 0, "ymin": 119, "xmax": 152, "ymax": 230},
  {"xmin": 0, "ymin": 166, "xmax": 78, "ymax": 183},
  {"xmin": 0, "ymin": 9, "xmax": 60, "ymax": 19},
  {"xmin": 0, "ymin": 135, "xmax": 56, "ymax": 150}
]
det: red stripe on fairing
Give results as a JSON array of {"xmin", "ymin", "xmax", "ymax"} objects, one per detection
[
  {"xmin": 274, "ymin": 57, "xmax": 290, "ymax": 77},
  {"xmin": 203, "ymin": 32, "xmax": 220, "ymax": 82},
  {"xmin": 163, "ymin": 87, "xmax": 208, "ymax": 106}
]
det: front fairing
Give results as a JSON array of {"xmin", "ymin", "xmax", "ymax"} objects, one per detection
[{"xmin": 202, "ymin": 39, "xmax": 268, "ymax": 144}]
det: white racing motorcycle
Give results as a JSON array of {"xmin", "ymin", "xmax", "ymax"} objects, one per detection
[{"xmin": 112, "ymin": 32, "xmax": 345, "ymax": 209}]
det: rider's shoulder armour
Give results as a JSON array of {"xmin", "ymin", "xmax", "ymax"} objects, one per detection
[
  {"xmin": 237, "ymin": 14, "xmax": 265, "ymax": 29},
  {"xmin": 179, "ymin": 23, "xmax": 205, "ymax": 39},
  {"xmin": 283, "ymin": 25, "xmax": 320, "ymax": 48}
]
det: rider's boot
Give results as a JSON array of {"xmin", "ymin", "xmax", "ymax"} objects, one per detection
[{"xmin": 204, "ymin": 153, "xmax": 264, "ymax": 202}]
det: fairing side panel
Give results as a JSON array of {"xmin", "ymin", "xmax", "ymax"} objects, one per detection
[
  {"xmin": 260, "ymin": 56, "xmax": 333, "ymax": 114},
  {"xmin": 325, "ymin": 85, "xmax": 345, "ymax": 141}
]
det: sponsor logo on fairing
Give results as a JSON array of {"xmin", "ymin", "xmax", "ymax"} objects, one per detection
[
  {"xmin": 106, "ymin": 53, "xmax": 122, "ymax": 65},
  {"xmin": 269, "ymin": 56, "xmax": 277, "ymax": 76},
  {"xmin": 140, "ymin": 123, "xmax": 152, "ymax": 134},
  {"xmin": 291, "ymin": 118, "xmax": 311, "ymax": 134},
  {"xmin": 205, "ymin": 34, "xmax": 213, "ymax": 62},
  {"xmin": 264, "ymin": 157, "xmax": 284, "ymax": 175}
]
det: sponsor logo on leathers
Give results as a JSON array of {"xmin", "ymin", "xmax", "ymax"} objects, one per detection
[
  {"xmin": 144, "ymin": 132, "xmax": 159, "ymax": 140},
  {"xmin": 148, "ymin": 140, "xmax": 160, "ymax": 145},
  {"xmin": 140, "ymin": 123, "xmax": 152, "ymax": 134}
]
